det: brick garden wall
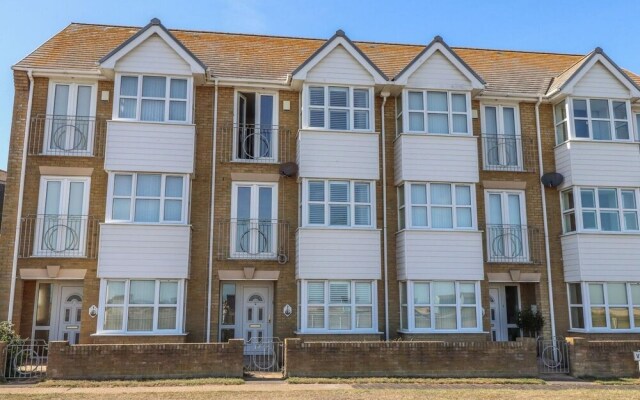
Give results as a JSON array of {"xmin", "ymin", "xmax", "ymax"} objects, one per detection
[
  {"xmin": 0, "ymin": 342, "xmax": 6, "ymax": 380},
  {"xmin": 284, "ymin": 338, "xmax": 537, "ymax": 378},
  {"xmin": 46, "ymin": 339, "xmax": 244, "ymax": 380},
  {"xmin": 568, "ymin": 337, "xmax": 640, "ymax": 378}
]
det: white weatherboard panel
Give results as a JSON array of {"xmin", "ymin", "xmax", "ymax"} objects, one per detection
[
  {"xmin": 306, "ymin": 45, "xmax": 375, "ymax": 85},
  {"xmin": 396, "ymin": 230, "xmax": 484, "ymax": 280},
  {"xmin": 572, "ymin": 62, "xmax": 630, "ymax": 99},
  {"xmin": 298, "ymin": 130, "xmax": 379, "ymax": 180},
  {"xmin": 105, "ymin": 121, "xmax": 195, "ymax": 173},
  {"xmin": 296, "ymin": 228, "xmax": 381, "ymax": 279},
  {"xmin": 562, "ymin": 233, "xmax": 640, "ymax": 281},
  {"xmin": 394, "ymin": 134, "xmax": 479, "ymax": 184},
  {"xmin": 98, "ymin": 224, "xmax": 191, "ymax": 279},
  {"xmin": 406, "ymin": 50, "xmax": 472, "ymax": 90},
  {"xmin": 116, "ymin": 34, "xmax": 192, "ymax": 75}
]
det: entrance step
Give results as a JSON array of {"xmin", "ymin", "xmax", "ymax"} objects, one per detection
[{"xmin": 244, "ymin": 371, "xmax": 285, "ymax": 382}]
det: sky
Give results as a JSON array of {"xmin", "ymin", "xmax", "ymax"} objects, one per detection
[{"xmin": 1, "ymin": 0, "xmax": 640, "ymax": 170}]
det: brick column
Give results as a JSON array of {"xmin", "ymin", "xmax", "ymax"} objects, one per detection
[{"xmin": 0, "ymin": 341, "xmax": 6, "ymax": 381}]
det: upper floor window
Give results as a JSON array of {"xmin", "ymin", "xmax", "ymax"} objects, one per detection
[
  {"xmin": 230, "ymin": 182, "xmax": 278, "ymax": 258},
  {"xmin": 306, "ymin": 86, "xmax": 372, "ymax": 131},
  {"xmin": 117, "ymin": 75, "xmax": 190, "ymax": 123},
  {"xmin": 398, "ymin": 182, "xmax": 474, "ymax": 230},
  {"xmin": 481, "ymin": 104, "xmax": 523, "ymax": 171},
  {"xmin": 561, "ymin": 187, "xmax": 639, "ymax": 233},
  {"xmin": 303, "ymin": 179, "xmax": 374, "ymax": 228},
  {"xmin": 405, "ymin": 90, "xmax": 470, "ymax": 134},
  {"xmin": 108, "ymin": 173, "xmax": 188, "ymax": 224},
  {"xmin": 554, "ymin": 98, "xmax": 632, "ymax": 144},
  {"xmin": 233, "ymin": 91, "xmax": 278, "ymax": 162}
]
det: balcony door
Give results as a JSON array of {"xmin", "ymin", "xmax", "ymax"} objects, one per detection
[
  {"xmin": 36, "ymin": 177, "xmax": 90, "ymax": 257},
  {"xmin": 231, "ymin": 183, "xmax": 278, "ymax": 258},
  {"xmin": 235, "ymin": 91, "xmax": 277, "ymax": 162},
  {"xmin": 46, "ymin": 82, "xmax": 96, "ymax": 154},
  {"xmin": 483, "ymin": 104, "xmax": 521, "ymax": 170},
  {"xmin": 486, "ymin": 191, "xmax": 528, "ymax": 262}
]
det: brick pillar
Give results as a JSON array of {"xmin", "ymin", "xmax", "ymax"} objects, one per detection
[
  {"xmin": 0, "ymin": 341, "xmax": 6, "ymax": 381},
  {"xmin": 283, "ymin": 338, "xmax": 302, "ymax": 378},
  {"xmin": 566, "ymin": 337, "xmax": 585, "ymax": 377},
  {"xmin": 227, "ymin": 339, "xmax": 245, "ymax": 377},
  {"xmin": 46, "ymin": 341, "xmax": 70, "ymax": 379}
]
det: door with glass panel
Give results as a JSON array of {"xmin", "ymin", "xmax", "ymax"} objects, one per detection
[
  {"xmin": 483, "ymin": 105, "xmax": 521, "ymax": 170},
  {"xmin": 489, "ymin": 288, "xmax": 502, "ymax": 341},
  {"xmin": 231, "ymin": 184, "xmax": 277, "ymax": 258},
  {"xmin": 486, "ymin": 191, "xmax": 528, "ymax": 262},
  {"xmin": 48, "ymin": 83, "xmax": 94, "ymax": 154},
  {"xmin": 36, "ymin": 178, "xmax": 88, "ymax": 257},
  {"xmin": 235, "ymin": 92, "xmax": 276, "ymax": 161},
  {"xmin": 242, "ymin": 286, "xmax": 271, "ymax": 354},
  {"xmin": 56, "ymin": 286, "xmax": 83, "ymax": 344},
  {"xmin": 490, "ymin": 285, "xmax": 521, "ymax": 341}
]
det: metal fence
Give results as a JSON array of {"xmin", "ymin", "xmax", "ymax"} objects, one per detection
[
  {"xmin": 29, "ymin": 114, "xmax": 105, "ymax": 157},
  {"xmin": 243, "ymin": 338, "xmax": 284, "ymax": 373},
  {"xmin": 3, "ymin": 340, "xmax": 48, "ymax": 381},
  {"xmin": 216, "ymin": 219, "xmax": 290, "ymax": 263},
  {"xmin": 480, "ymin": 134, "xmax": 537, "ymax": 172},
  {"xmin": 19, "ymin": 214, "xmax": 100, "ymax": 258},
  {"xmin": 220, "ymin": 124, "xmax": 292, "ymax": 164},
  {"xmin": 485, "ymin": 224, "xmax": 542, "ymax": 264},
  {"xmin": 537, "ymin": 336, "xmax": 570, "ymax": 374}
]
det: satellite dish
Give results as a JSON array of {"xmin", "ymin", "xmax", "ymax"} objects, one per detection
[
  {"xmin": 540, "ymin": 172, "xmax": 564, "ymax": 188},
  {"xmin": 279, "ymin": 162, "xmax": 298, "ymax": 177}
]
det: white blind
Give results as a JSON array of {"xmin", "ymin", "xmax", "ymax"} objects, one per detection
[
  {"xmin": 329, "ymin": 282, "xmax": 350, "ymax": 304},
  {"xmin": 355, "ymin": 282, "xmax": 371, "ymax": 304},
  {"xmin": 307, "ymin": 282, "xmax": 325, "ymax": 304}
]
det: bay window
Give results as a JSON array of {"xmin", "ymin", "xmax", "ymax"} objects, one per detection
[
  {"xmin": 554, "ymin": 98, "xmax": 632, "ymax": 143},
  {"xmin": 100, "ymin": 279, "xmax": 183, "ymax": 334},
  {"xmin": 304, "ymin": 180, "xmax": 374, "ymax": 227},
  {"xmin": 307, "ymin": 85, "xmax": 372, "ymax": 130},
  {"xmin": 300, "ymin": 280, "xmax": 376, "ymax": 332},
  {"xmin": 398, "ymin": 183, "xmax": 474, "ymax": 230},
  {"xmin": 405, "ymin": 90, "xmax": 470, "ymax": 134},
  {"xmin": 568, "ymin": 282, "xmax": 640, "ymax": 331},
  {"xmin": 399, "ymin": 281, "xmax": 481, "ymax": 332},
  {"xmin": 561, "ymin": 187, "xmax": 640, "ymax": 233},
  {"xmin": 117, "ymin": 74, "xmax": 190, "ymax": 122}
]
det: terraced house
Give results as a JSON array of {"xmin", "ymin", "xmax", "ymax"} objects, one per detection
[{"xmin": 2, "ymin": 18, "xmax": 640, "ymax": 359}]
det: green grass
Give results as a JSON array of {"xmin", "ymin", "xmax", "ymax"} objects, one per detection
[
  {"xmin": 35, "ymin": 377, "xmax": 244, "ymax": 388},
  {"xmin": 286, "ymin": 377, "xmax": 546, "ymax": 385},
  {"xmin": 593, "ymin": 377, "xmax": 640, "ymax": 385}
]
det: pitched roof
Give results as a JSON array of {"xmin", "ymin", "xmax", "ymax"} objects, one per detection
[{"xmin": 14, "ymin": 22, "xmax": 640, "ymax": 97}]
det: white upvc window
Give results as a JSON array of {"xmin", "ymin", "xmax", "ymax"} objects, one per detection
[
  {"xmin": 555, "ymin": 98, "xmax": 632, "ymax": 143},
  {"xmin": 480, "ymin": 103, "xmax": 522, "ymax": 170},
  {"xmin": 397, "ymin": 182, "xmax": 475, "ymax": 230},
  {"xmin": 115, "ymin": 74, "xmax": 191, "ymax": 123},
  {"xmin": 567, "ymin": 282, "xmax": 640, "ymax": 332},
  {"xmin": 395, "ymin": 95, "xmax": 403, "ymax": 137},
  {"xmin": 107, "ymin": 173, "xmax": 188, "ymax": 224},
  {"xmin": 300, "ymin": 280, "xmax": 377, "ymax": 333},
  {"xmin": 561, "ymin": 187, "xmax": 640, "ymax": 233},
  {"xmin": 404, "ymin": 90, "xmax": 471, "ymax": 135},
  {"xmin": 399, "ymin": 281, "xmax": 481, "ymax": 332},
  {"xmin": 303, "ymin": 179, "xmax": 375, "ymax": 228},
  {"xmin": 99, "ymin": 279, "xmax": 184, "ymax": 334},
  {"xmin": 485, "ymin": 190, "xmax": 529, "ymax": 262},
  {"xmin": 230, "ymin": 182, "xmax": 279, "ymax": 258},
  {"xmin": 305, "ymin": 85, "xmax": 373, "ymax": 131}
]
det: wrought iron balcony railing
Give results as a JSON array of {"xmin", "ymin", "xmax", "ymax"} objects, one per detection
[
  {"xmin": 216, "ymin": 219, "xmax": 289, "ymax": 263},
  {"xmin": 19, "ymin": 214, "xmax": 100, "ymax": 258},
  {"xmin": 28, "ymin": 114, "xmax": 105, "ymax": 157},
  {"xmin": 480, "ymin": 134, "xmax": 536, "ymax": 172},
  {"xmin": 220, "ymin": 124, "xmax": 292, "ymax": 164},
  {"xmin": 484, "ymin": 224, "xmax": 541, "ymax": 264}
]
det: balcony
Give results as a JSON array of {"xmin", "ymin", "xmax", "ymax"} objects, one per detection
[
  {"xmin": 19, "ymin": 214, "xmax": 99, "ymax": 258},
  {"xmin": 220, "ymin": 124, "xmax": 292, "ymax": 164},
  {"xmin": 28, "ymin": 114, "xmax": 105, "ymax": 157},
  {"xmin": 216, "ymin": 219, "xmax": 290, "ymax": 263},
  {"xmin": 484, "ymin": 224, "xmax": 541, "ymax": 264},
  {"xmin": 480, "ymin": 134, "xmax": 536, "ymax": 172}
]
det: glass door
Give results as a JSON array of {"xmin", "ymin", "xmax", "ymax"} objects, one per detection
[
  {"xmin": 232, "ymin": 184, "xmax": 276, "ymax": 258},
  {"xmin": 48, "ymin": 83, "xmax": 94, "ymax": 154},
  {"xmin": 483, "ymin": 105, "xmax": 521, "ymax": 170},
  {"xmin": 235, "ymin": 92, "xmax": 277, "ymax": 161},
  {"xmin": 487, "ymin": 191, "xmax": 528, "ymax": 262}
]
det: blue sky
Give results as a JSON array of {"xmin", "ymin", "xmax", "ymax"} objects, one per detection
[{"xmin": 1, "ymin": 0, "xmax": 640, "ymax": 170}]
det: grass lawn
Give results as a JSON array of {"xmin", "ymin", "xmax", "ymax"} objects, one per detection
[
  {"xmin": 286, "ymin": 377, "xmax": 546, "ymax": 384},
  {"xmin": 35, "ymin": 377, "xmax": 244, "ymax": 387}
]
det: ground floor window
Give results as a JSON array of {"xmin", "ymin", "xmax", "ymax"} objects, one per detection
[
  {"xmin": 568, "ymin": 282, "xmax": 640, "ymax": 331},
  {"xmin": 399, "ymin": 280, "xmax": 481, "ymax": 332},
  {"xmin": 98, "ymin": 279, "xmax": 184, "ymax": 334},
  {"xmin": 298, "ymin": 280, "xmax": 377, "ymax": 333}
]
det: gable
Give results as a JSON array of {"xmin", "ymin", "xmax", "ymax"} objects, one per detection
[
  {"xmin": 573, "ymin": 61, "xmax": 630, "ymax": 98},
  {"xmin": 116, "ymin": 34, "xmax": 192, "ymax": 75},
  {"xmin": 306, "ymin": 44, "xmax": 375, "ymax": 85},
  {"xmin": 406, "ymin": 50, "xmax": 471, "ymax": 90}
]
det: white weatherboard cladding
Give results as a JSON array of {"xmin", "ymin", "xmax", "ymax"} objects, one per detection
[
  {"xmin": 561, "ymin": 233, "xmax": 640, "ymax": 281},
  {"xmin": 396, "ymin": 230, "xmax": 484, "ymax": 280},
  {"xmin": 297, "ymin": 130, "xmax": 379, "ymax": 179},
  {"xmin": 98, "ymin": 224, "xmax": 191, "ymax": 279},
  {"xmin": 394, "ymin": 134, "xmax": 479, "ymax": 184},
  {"xmin": 572, "ymin": 62, "xmax": 631, "ymax": 99},
  {"xmin": 116, "ymin": 34, "xmax": 192, "ymax": 75},
  {"xmin": 305, "ymin": 45, "xmax": 375, "ymax": 85},
  {"xmin": 296, "ymin": 228, "xmax": 382, "ymax": 279},
  {"xmin": 554, "ymin": 141, "xmax": 640, "ymax": 188},
  {"xmin": 105, "ymin": 121, "xmax": 195, "ymax": 173},
  {"xmin": 406, "ymin": 50, "xmax": 472, "ymax": 90}
]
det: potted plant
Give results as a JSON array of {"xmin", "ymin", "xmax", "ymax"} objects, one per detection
[{"xmin": 517, "ymin": 306, "xmax": 544, "ymax": 338}]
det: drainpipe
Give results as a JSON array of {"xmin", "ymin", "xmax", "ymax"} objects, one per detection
[
  {"xmin": 535, "ymin": 95, "xmax": 557, "ymax": 339},
  {"xmin": 380, "ymin": 91, "xmax": 390, "ymax": 341},
  {"xmin": 206, "ymin": 78, "xmax": 219, "ymax": 342},
  {"xmin": 8, "ymin": 69, "xmax": 34, "ymax": 322}
]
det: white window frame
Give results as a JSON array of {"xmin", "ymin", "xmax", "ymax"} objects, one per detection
[
  {"xmin": 106, "ymin": 172, "xmax": 189, "ymax": 224},
  {"xmin": 399, "ymin": 280, "xmax": 482, "ymax": 333},
  {"xmin": 567, "ymin": 282, "xmax": 640, "ymax": 332},
  {"xmin": 484, "ymin": 189, "xmax": 529, "ymax": 262},
  {"xmin": 479, "ymin": 102, "xmax": 523, "ymax": 171},
  {"xmin": 113, "ymin": 73, "xmax": 193, "ymax": 124},
  {"xmin": 298, "ymin": 280, "xmax": 378, "ymax": 333},
  {"xmin": 556, "ymin": 97, "xmax": 633, "ymax": 143},
  {"xmin": 232, "ymin": 88, "xmax": 280, "ymax": 163},
  {"xmin": 402, "ymin": 89, "xmax": 472, "ymax": 135},
  {"xmin": 301, "ymin": 179, "xmax": 376, "ymax": 228},
  {"xmin": 97, "ymin": 279, "xmax": 185, "ymax": 335},
  {"xmin": 398, "ymin": 182, "xmax": 476, "ymax": 230},
  {"xmin": 302, "ymin": 84, "xmax": 374, "ymax": 132}
]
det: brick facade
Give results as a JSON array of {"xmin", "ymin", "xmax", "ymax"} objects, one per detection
[{"xmin": 567, "ymin": 337, "xmax": 640, "ymax": 378}]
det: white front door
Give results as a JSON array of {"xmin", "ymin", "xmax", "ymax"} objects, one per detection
[
  {"xmin": 242, "ymin": 285, "xmax": 272, "ymax": 353},
  {"xmin": 489, "ymin": 288, "xmax": 502, "ymax": 341},
  {"xmin": 489, "ymin": 285, "xmax": 521, "ymax": 342},
  {"xmin": 56, "ymin": 286, "xmax": 83, "ymax": 344}
]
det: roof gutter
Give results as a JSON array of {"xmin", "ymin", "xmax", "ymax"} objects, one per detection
[
  {"xmin": 479, "ymin": 91, "xmax": 548, "ymax": 101},
  {"xmin": 206, "ymin": 78, "xmax": 219, "ymax": 342},
  {"xmin": 7, "ymin": 69, "xmax": 34, "ymax": 322},
  {"xmin": 12, "ymin": 66, "xmax": 103, "ymax": 78}
]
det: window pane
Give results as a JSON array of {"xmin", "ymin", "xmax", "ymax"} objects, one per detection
[
  {"xmin": 160, "ymin": 282, "xmax": 178, "ymax": 304},
  {"xmin": 615, "ymin": 121, "xmax": 629, "ymax": 140},
  {"xmin": 329, "ymin": 306, "xmax": 351, "ymax": 330},
  {"xmin": 164, "ymin": 199, "xmax": 182, "ymax": 221},
  {"xmin": 142, "ymin": 76, "xmax": 166, "ymax": 97},
  {"xmin": 309, "ymin": 87, "xmax": 324, "ymax": 106},
  {"xmin": 431, "ymin": 184, "xmax": 452, "ymax": 205},
  {"xmin": 622, "ymin": 190, "xmax": 636, "ymax": 209},
  {"xmin": 433, "ymin": 282, "xmax": 455, "ymax": 305},
  {"xmin": 460, "ymin": 283, "xmax": 476, "ymax": 304},
  {"xmin": 355, "ymin": 282, "xmax": 372, "ymax": 304},
  {"xmin": 329, "ymin": 182, "xmax": 349, "ymax": 202},
  {"xmin": 434, "ymin": 306, "xmax": 457, "ymax": 329},
  {"xmin": 555, "ymin": 101, "xmax": 567, "ymax": 122},
  {"xmin": 119, "ymin": 98, "xmax": 137, "ymax": 119},
  {"xmin": 568, "ymin": 283, "xmax": 583, "ymax": 305},
  {"xmin": 158, "ymin": 307, "xmax": 177, "ymax": 329},
  {"xmin": 413, "ymin": 282, "xmax": 430, "ymax": 304},
  {"xmin": 141, "ymin": 99, "xmax": 165, "ymax": 121},
  {"xmin": 461, "ymin": 307, "xmax": 477, "ymax": 328},
  {"xmin": 412, "ymin": 206, "xmax": 428, "ymax": 227},
  {"xmin": 307, "ymin": 307, "xmax": 324, "ymax": 329},
  {"xmin": 353, "ymin": 89, "xmax": 369, "ymax": 108},
  {"xmin": 104, "ymin": 307, "xmax": 123, "ymax": 330},
  {"xmin": 354, "ymin": 205, "xmax": 371, "ymax": 226},
  {"xmin": 414, "ymin": 306, "xmax": 431, "ymax": 328},
  {"xmin": 592, "ymin": 120, "xmax": 611, "ymax": 140},
  {"xmin": 432, "ymin": 207, "xmax": 453, "ymax": 228},
  {"xmin": 570, "ymin": 306, "xmax": 585, "ymax": 329},
  {"xmin": 600, "ymin": 211, "xmax": 620, "ymax": 231},
  {"xmin": 580, "ymin": 189, "xmax": 595, "ymax": 208},
  {"xmin": 562, "ymin": 190, "xmax": 575, "ymax": 210},
  {"xmin": 573, "ymin": 99, "xmax": 587, "ymax": 118},
  {"xmin": 589, "ymin": 284, "xmax": 605, "ymax": 304},
  {"xmin": 136, "ymin": 174, "xmax": 161, "ymax": 196},
  {"xmin": 309, "ymin": 109, "xmax": 325, "ymax": 127},
  {"xmin": 127, "ymin": 307, "xmax": 153, "ymax": 331},
  {"xmin": 134, "ymin": 199, "xmax": 160, "ymax": 222},
  {"xmin": 329, "ymin": 205, "xmax": 349, "ymax": 225},
  {"xmin": 613, "ymin": 101, "xmax": 627, "ymax": 119},
  {"xmin": 428, "ymin": 113, "xmax": 449, "ymax": 133},
  {"xmin": 354, "ymin": 110, "xmax": 369, "ymax": 129},
  {"xmin": 574, "ymin": 119, "xmax": 589, "ymax": 138},
  {"xmin": 329, "ymin": 282, "xmax": 350, "ymax": 304},
  {"xmin": 114, "ymin": 174, "xmax": 132, "ymax": 196},
  {"xmin": 308, "ymin": 181, "xmax": 325, "ymax": 201},
  {"xmin": 610, "ymin": 308, "xmax": 631, "ymax": 329},
  {"xmin": 408, "ymin": 92, "xmax": 424, "ymax": 110},
  {"xmin": 624, "ymin": 212, "xmax": 638, "ymax": 230},
  {"xmin": 329, "ymin": 109, "xmax": 349, "ymax": 130},
  {"xmin": 329, "ymin": 87, "xmax": 348, "ymax": 107},
  {"xmin": 170, "ymin": 79, "xmax": 187, "ymax": 99},
  {"xmin": 308, "ymin": 204, "xmax": 325, "ymax": 224},
  {"xmin": 590, "ymin": 99, "xmax": 609, "ymax": 119},
  {"xmin": 354, "ymin": 183, "xmax": 370, "ymax": 203},
  {"xmin": 582, "ymin": 211, "xmax": 597, "ymax": 229},
  {"xmin": 631, "ymin": 284, "xmax": 640, "ymax": 305},
  {"xmin": 455, "ymin": 186, "xmax": 471, "ymax": 205},
  {"xmin": 591, "ymin": 307, "xmax": 606, "ymax": 328},
  {"xmin": 307, "ymin": 282, "xmax": 324, "ymax": 303},
  {"xmin": 409, "ymin": 112, "xmax": 424, "ymax": 131},
  {"xmin": 106, "ymin": 281, "xmax": 125, "ymax": 304},
  {"xmin": 608, "ymin": 283, "xmax": 628, "ymax": 304},
  {"xmin": 456, "ymin": 208, "xmax": 472, "ymax": 228},
  {"xmin": 120, "ymin": 76, "xmax": 138, "ymax": 96},
  {"xmin": 112, "ymin": 198, "xmax": 131, "ymax": 220},
  {"xmin": 169, "ymin": 101, "xmax": 187, "ymax": 121},
  {"xmin": 452, "ymin": 114, "xmax": 467, "ymax": 133},
  {"xmin": 164, "ymin": 176, "xmax": 183, "ymax": 198},
  {"xmin": 451, "ymin": 94, "xmax": 466, "ymax": 112},
  {"xmin": 427, "ymin": 92, "xmax": 448, "ymax": 112},
  {"xmin": 129, "ymin": 280, "xmax": 155, "ymax": 304},
  {"xmin": 598, "ymin": 189, "xmax": 618, "ymax": 208},
  {"xmin": 356, "ymin": 306, "xmax": 372, "ymax": 329},
  {"xmin": 411, "ymin": 184, "xmax": 427, "ymax": 204}
]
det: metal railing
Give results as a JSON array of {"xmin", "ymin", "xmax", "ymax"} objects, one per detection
[
  {"xmin": 537, "ymin": 336, "xmax": 570, "ymax": 374},
  {"xmin": 220, "ymin": 124, "xmax": 292, "ymax": 163},
  {"xmin": 4, "ymin": 340, "xmax": 48, "ymax": 380},
  {"xmin": 480, "ymin": 134, "xmax": 536, "ymax": 172},
  {"xmin": 485, "ymin": 224, "xmax": 541, "ymax": 264},
  {"xmin": 244, "ymin": 337, "xmax": 284, "ymax": 373},
  {"xmin": 29, "ymin": 114, "xmax": 105, "ymax": 157},
  {"xmin": 19, "ymin": 214, "xmax": 100, "ymax": 258},
  {"xmin": 216, "ymin": 219, "xmax": 289, "ymax": 263}
]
